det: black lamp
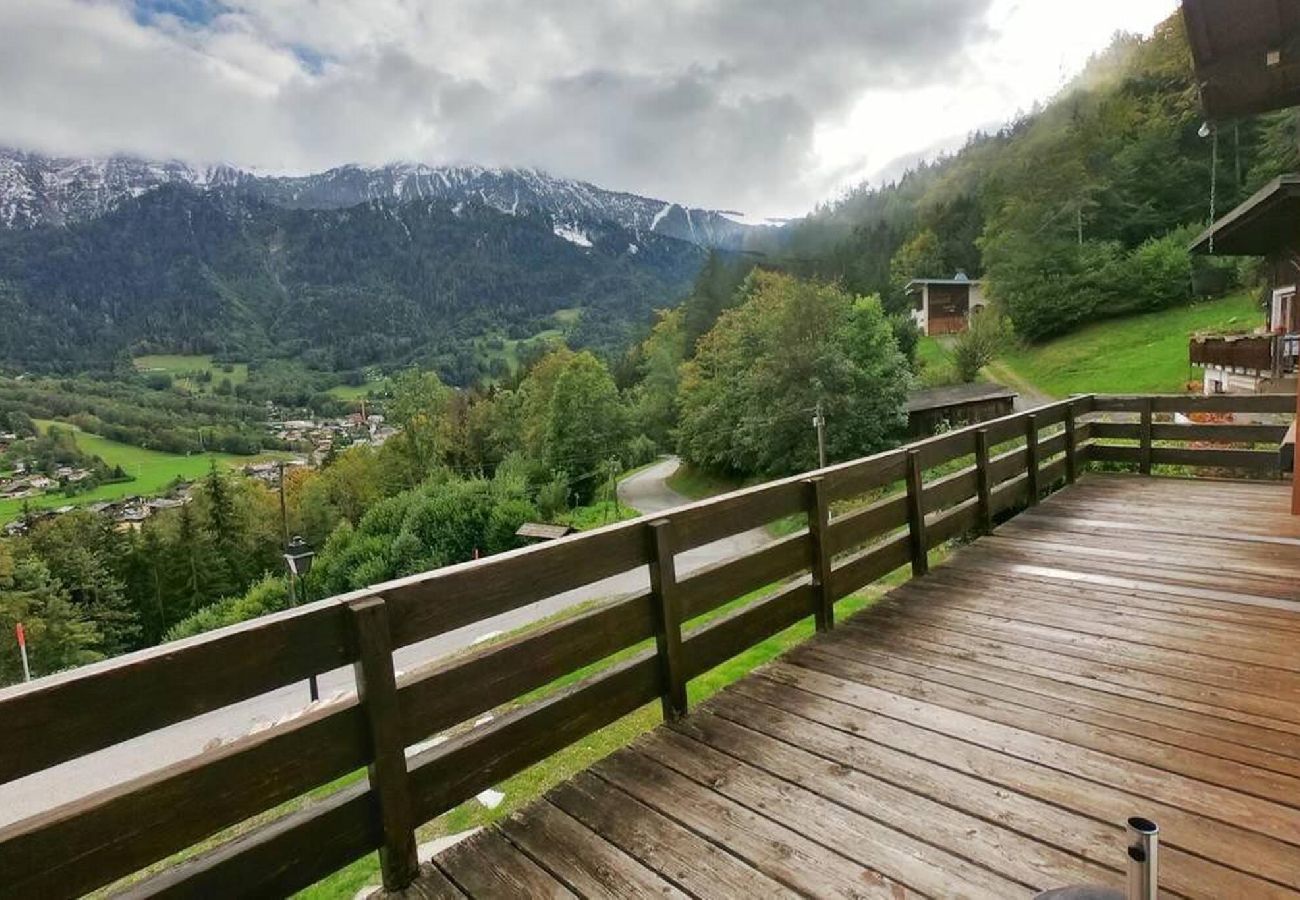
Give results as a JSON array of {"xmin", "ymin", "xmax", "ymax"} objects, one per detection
[{"xmin": 284, "ymin": 535, "xmax": 315, "ymax": 579}]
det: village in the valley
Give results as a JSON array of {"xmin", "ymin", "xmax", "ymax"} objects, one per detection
[{"xmin": 0, "ymin": 411, "xmax": 396, "ymax": 537}]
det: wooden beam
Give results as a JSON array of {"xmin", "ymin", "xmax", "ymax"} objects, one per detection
[
  {"xmin": 647, "ymin": 520, "xmax": 687, "ymax": 721},
  {"xmin": 904, "ymin": 450, "xmax": 928, "ymax": 577},
  {"xmin": 804, "ymin": 477, "xmax": 834, "ymax": 632},
  {"xmin": 1292, "ymin": 381, "xmax": 1300, "ymax": 515},
  {"xmin": 975, "ymin": 428, "xmax": 993, "ymax": 534},
  {"xmin": 348, "ymin": 597, "xmax": 419, "ymax": 892},
  {"xmin": 1064, "ymin": 408, "xmax": 1077, "ymax": 484},
  {"xmin": 1024, "ymin": 414, "xmax": 1039, "ymax": 506},
  {"xmin": 1140, "ymin": 397, "xmax": 1154, "ymax": 476}
]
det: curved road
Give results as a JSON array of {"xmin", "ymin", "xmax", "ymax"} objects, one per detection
[{"xmin": 0, "ymin": 457, "xmax": 766, "ymax": 825}]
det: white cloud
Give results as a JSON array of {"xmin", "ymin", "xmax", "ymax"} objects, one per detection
[{"xmin": 0, "ymin": 0, "xmax": 1180, "ymax": 218}]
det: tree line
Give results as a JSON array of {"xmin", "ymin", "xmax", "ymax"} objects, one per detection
[
  {"xmin": 773, "ymin": 14, "xmax": 1293, "ymax": 344},
  {"xmin": 0, "ymin": 267, "xmax": 914, "ymax": 684}
]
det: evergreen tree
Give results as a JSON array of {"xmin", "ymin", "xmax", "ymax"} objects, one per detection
[{"xmin": 0, "ymin": 545, "xmax": 101, "ymax": 685}]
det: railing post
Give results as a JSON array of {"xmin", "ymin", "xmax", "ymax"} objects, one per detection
[
  {"xmin": 974, "ymin": 428, "xmax": 993, "ymax": 534},
  {"xmin": 647, "ymin": 519, "xmax": 687, "ymax": 721},
  {"xmin": 904, "ymin": 450, "xmax": 928, "ymax": 577},
  {"xmin": 804, "ymin": 476, "xmax": 834, "ymax": 632},
  {"xmin": 347, "ymin": 597, "xmax": 419, "ymax": 892},
  {"xmin": 1024, "ymin": 414, "xmax": 1039, "ymax": 506},
  {"xmin": 1064, "ymin": 406, "xmax": 1078, "ymax": 484},
  {"xmin": 1140, "ymin": 397, "xmax": 1154, "ymax": 475}
]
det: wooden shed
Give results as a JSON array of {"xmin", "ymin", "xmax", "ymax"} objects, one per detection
[
  {"xmin": 905, "ymin": 383, "xmax": 1017, "ymax": 437},
  {"xmin": 905, "ymin": 273, "xmax": 987, "ymax": 336}
]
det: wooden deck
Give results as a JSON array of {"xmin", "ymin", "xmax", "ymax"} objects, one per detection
[{"xmin": 417, "ymin": 474, "xmax": 1300, "ymax": 899}]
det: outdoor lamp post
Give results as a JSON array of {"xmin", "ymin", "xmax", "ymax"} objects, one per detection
[{"xmin": 283, "ymin": 535, "xmax": 320, "ymax": 702}]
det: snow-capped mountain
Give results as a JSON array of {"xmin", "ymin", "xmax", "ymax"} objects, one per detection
[{"xmin": 0, "ymin": 149, "xmax": 762, "ymax": 249}]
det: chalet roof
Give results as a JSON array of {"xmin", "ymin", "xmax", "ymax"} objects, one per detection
[
  {"xmin": 905, "ymin": 382, "xmax": 1017, "ymax": 413},
  {"xmin": 903, "ymin": 275, "xmax": 981, "ymax": 293},
  {"xmin": 1183, "ymin": 0, "xmax": 1300, "ymax": 118},
  {"xmin": 515, "ymin": 522, "xmax": 577, "ymax": 540},
  {"xmin": 1190, "ymin": 173, "xmax": 1300, "ymax": 255}
]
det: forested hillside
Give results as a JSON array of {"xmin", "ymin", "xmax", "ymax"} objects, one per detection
[
  {"xmin": 773, "ymin": 14, "xmax": 1299, "ymax": 340},
  {"xmin": 0, "ymin": 185, "xmax": 705, "ymax": 379}
]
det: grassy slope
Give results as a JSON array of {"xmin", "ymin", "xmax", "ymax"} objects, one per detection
[
  {"xmin": 915, "ymin": 336, "xmax": 959, "ymax": 386},
  {"xmin": 665, "ymin": 463, "xmax": 745, "ymax": 500},
  {"xmin": 997, "ymin": 292, "xmax": 1259, "ymax": 398},
  {"xmin": 133, "ymin": 354, "xmax": 249, "ymax": 395},
  {"xmin": 326, "ymin": 380, "xmax": 386, "ymax": 402},
  {"xmin": 0, "ymin": 422, "xmax": 278, "ymax": 523}
]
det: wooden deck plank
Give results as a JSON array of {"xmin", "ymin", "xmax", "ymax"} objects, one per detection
[
  {"xmin": 870, "ymin": 601, "xmax": 1300, "ymax": 719},
  {"xmin": 435, "ymin": 830, "xmax": 575, "ymax": 898},
  {"xmin": 830, "ymin": 623, "xmax": 1300, "ymax": 770},
  {"xmin": 853, "ymin": 609, "xmax": 1300, "ymax": 738},
  {"xmin": 761, "ymin": 659, "xmax": 1300, "ymax": 847},
  {"xmin": 637, "ymin": 729, "xmax": 1030, "ymax": 897},
  {"xmin": 549, "ymin": 771, "xmax": 798, "ymax": 898},
  {"xmin": 731, "ymin": 673, "xmax": 1300, "ymax": 893},
  {"xmin": 424, "ymin": 475, "xmax": 1300, "ymax": 899},
  {"xmin": 658, "ymin": 717, "xmax": 1119, "ymax": 893},
  {"xmin": 789, "ymin": 643, "xmax": 1300, "ymax": 807},
  {"xmin": 706, "ymin": 691, "xmax": 1295, "ymax": 900},
  {"xmin": 497, "ymin": 801, "xmax": 688, "ymax": 898},
  {"xmin": 590, "ymin": 749, "xmax": 924, "ymax": 899}
]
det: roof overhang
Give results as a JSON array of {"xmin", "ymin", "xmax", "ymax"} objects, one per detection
[
  {"xmin": 904, "ymin": 279, "xmax": 981, "ymax": 293},
  {"xmin": 1191, "ymin": 173, "xmax": 1300, "ymax": 254},
  {"xmin": 1183, "ymin": 0, "xmax": 1300, "ymax": 118}
]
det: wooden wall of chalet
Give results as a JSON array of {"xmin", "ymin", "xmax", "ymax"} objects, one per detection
[
  {"xmin": 908, "ymin": 396, "xmax": 1015, "ymax": 437},
  {"xmin": 927, "ymin": 284, "xmax": 971, "ymax": 335}
]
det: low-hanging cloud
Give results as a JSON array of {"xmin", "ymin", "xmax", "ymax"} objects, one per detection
[{"xmin": 1, "ymin": 0, "xmax": 1001, "ymax": 215}]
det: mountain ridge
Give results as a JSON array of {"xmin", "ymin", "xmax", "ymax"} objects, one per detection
[{"xmin": 0, "ymin": 148, "xmax": 765, "ymax": 250}]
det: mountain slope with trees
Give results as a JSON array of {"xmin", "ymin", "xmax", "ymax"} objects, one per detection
[
  {"xmin": 773, "ymin": 14, "xmax": 1298, "ymax": 342},
  {"xmin": 0, "ymin": 185, "xmax": 706, "ymax": 377}
]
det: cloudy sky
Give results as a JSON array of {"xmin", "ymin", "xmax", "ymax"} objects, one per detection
[{"xmin": 1, "ymin": 0, "xmax": 1179, "ymax": 219}]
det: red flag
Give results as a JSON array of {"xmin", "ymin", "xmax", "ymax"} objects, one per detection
[{"xmin": 15, "ymin": 622, "xmax": 25, "ymax": 649}]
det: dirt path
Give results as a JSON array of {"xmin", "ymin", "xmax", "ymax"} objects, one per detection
[{"xmin": 984, "ymin": 359, "xmax": 1055, "ymax": 410}]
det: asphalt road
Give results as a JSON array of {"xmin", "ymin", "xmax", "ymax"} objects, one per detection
[{"xmin": 0, "ymin": 457, "xmax": 767, "ymax": 826}]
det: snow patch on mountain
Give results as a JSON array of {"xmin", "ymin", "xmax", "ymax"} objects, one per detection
[
  {"xmin": 0, "ymin": 148, "xmax": 769, "ymax": 250},
  {"xmin": 553, "ymin": 223, "xmax": 593, "ymax": 247}
]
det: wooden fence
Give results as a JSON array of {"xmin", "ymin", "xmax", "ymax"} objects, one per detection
[{"xmin": 0, "ymin": 393, "xmax": 1291, "ymax": 898}]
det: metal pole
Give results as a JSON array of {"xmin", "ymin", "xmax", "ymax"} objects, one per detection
[
  {"xmin": 814, "ymin": 401, "xmax": 827, "ymax": 469},
  {"xmin": 277, "ymin": 462, "xmax": 289, "ymax": 548},
  {"xmin": 1126, "ymin": 817, "xmax": 1158, "ymax": 900},
  {"xmin": 298, "ymin": 570, "xmax": 320, "ymax": 703}
]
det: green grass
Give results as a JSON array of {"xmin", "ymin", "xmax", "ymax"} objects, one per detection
[
  {"xmin": 665, "ymin": 462, "xmax": 746, "ymax": 501},
  {"xmin": 997, "ymin": 292, "xmax": 1259, "ymax": 398},
  {"xmin": 326, "ymin": 380, "xmax": 386, "ymax": 402},
  {"xmin": 558, "ymin": 499, "xmax": 640, "ymax": 530},
  {"xmin": 0, "ymin": 422, "xmax": 282, "ymax": 524},
  {"xmin": 915, "ymin": 336, "xmax": 959, "ymax": 386},
  {"xmin": 133, "ymin": 354, "xmax": 248, "ymax": 395}
]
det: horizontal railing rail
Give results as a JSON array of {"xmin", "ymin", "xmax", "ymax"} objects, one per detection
[
  {"xmin": 1089, "ymin": 393, "xmax": 1293, "ymax": 476},
  {"xmin": 0, "ymin": 392, "xmax": 1288, "ymax": 898}
]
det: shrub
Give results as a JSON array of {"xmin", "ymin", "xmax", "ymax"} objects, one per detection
[{"xmin": 953, "ymin": 311, "xmax": 1012, "ymax": 382}]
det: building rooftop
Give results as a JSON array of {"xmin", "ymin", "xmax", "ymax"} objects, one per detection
[
  {"xmin": 904, "ymin": 272, "xmax": 981, "ymax": 292},
  {"xmin": 1191, "ymin": 173, "xmax": 1300, "ymax": 256},
  {"xmin": 905, "ymin": 382, "xmax": 1018, "ymax": 413},
  {"xmin": 1183, "ymin": 0, "xmax": 1300, "ymax": 118}
]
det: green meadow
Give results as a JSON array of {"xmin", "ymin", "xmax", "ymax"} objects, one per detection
[{"xmin": 0, "ymin": 421, "xmax": 279, "ymax": 524}]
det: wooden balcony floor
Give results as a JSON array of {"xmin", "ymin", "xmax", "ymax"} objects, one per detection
[{"xmin": 415, "ymin": 474, "xmax": 1300, "ymax": 899}]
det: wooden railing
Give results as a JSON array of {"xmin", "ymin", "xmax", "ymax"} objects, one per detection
[
  {"xmin": 1190, "ymin": 333, "xmax": 1278, "ymax": 372},
  {"xmin": 0, "ymin": 393, "xmax": 1291, "ymax": 898}
]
